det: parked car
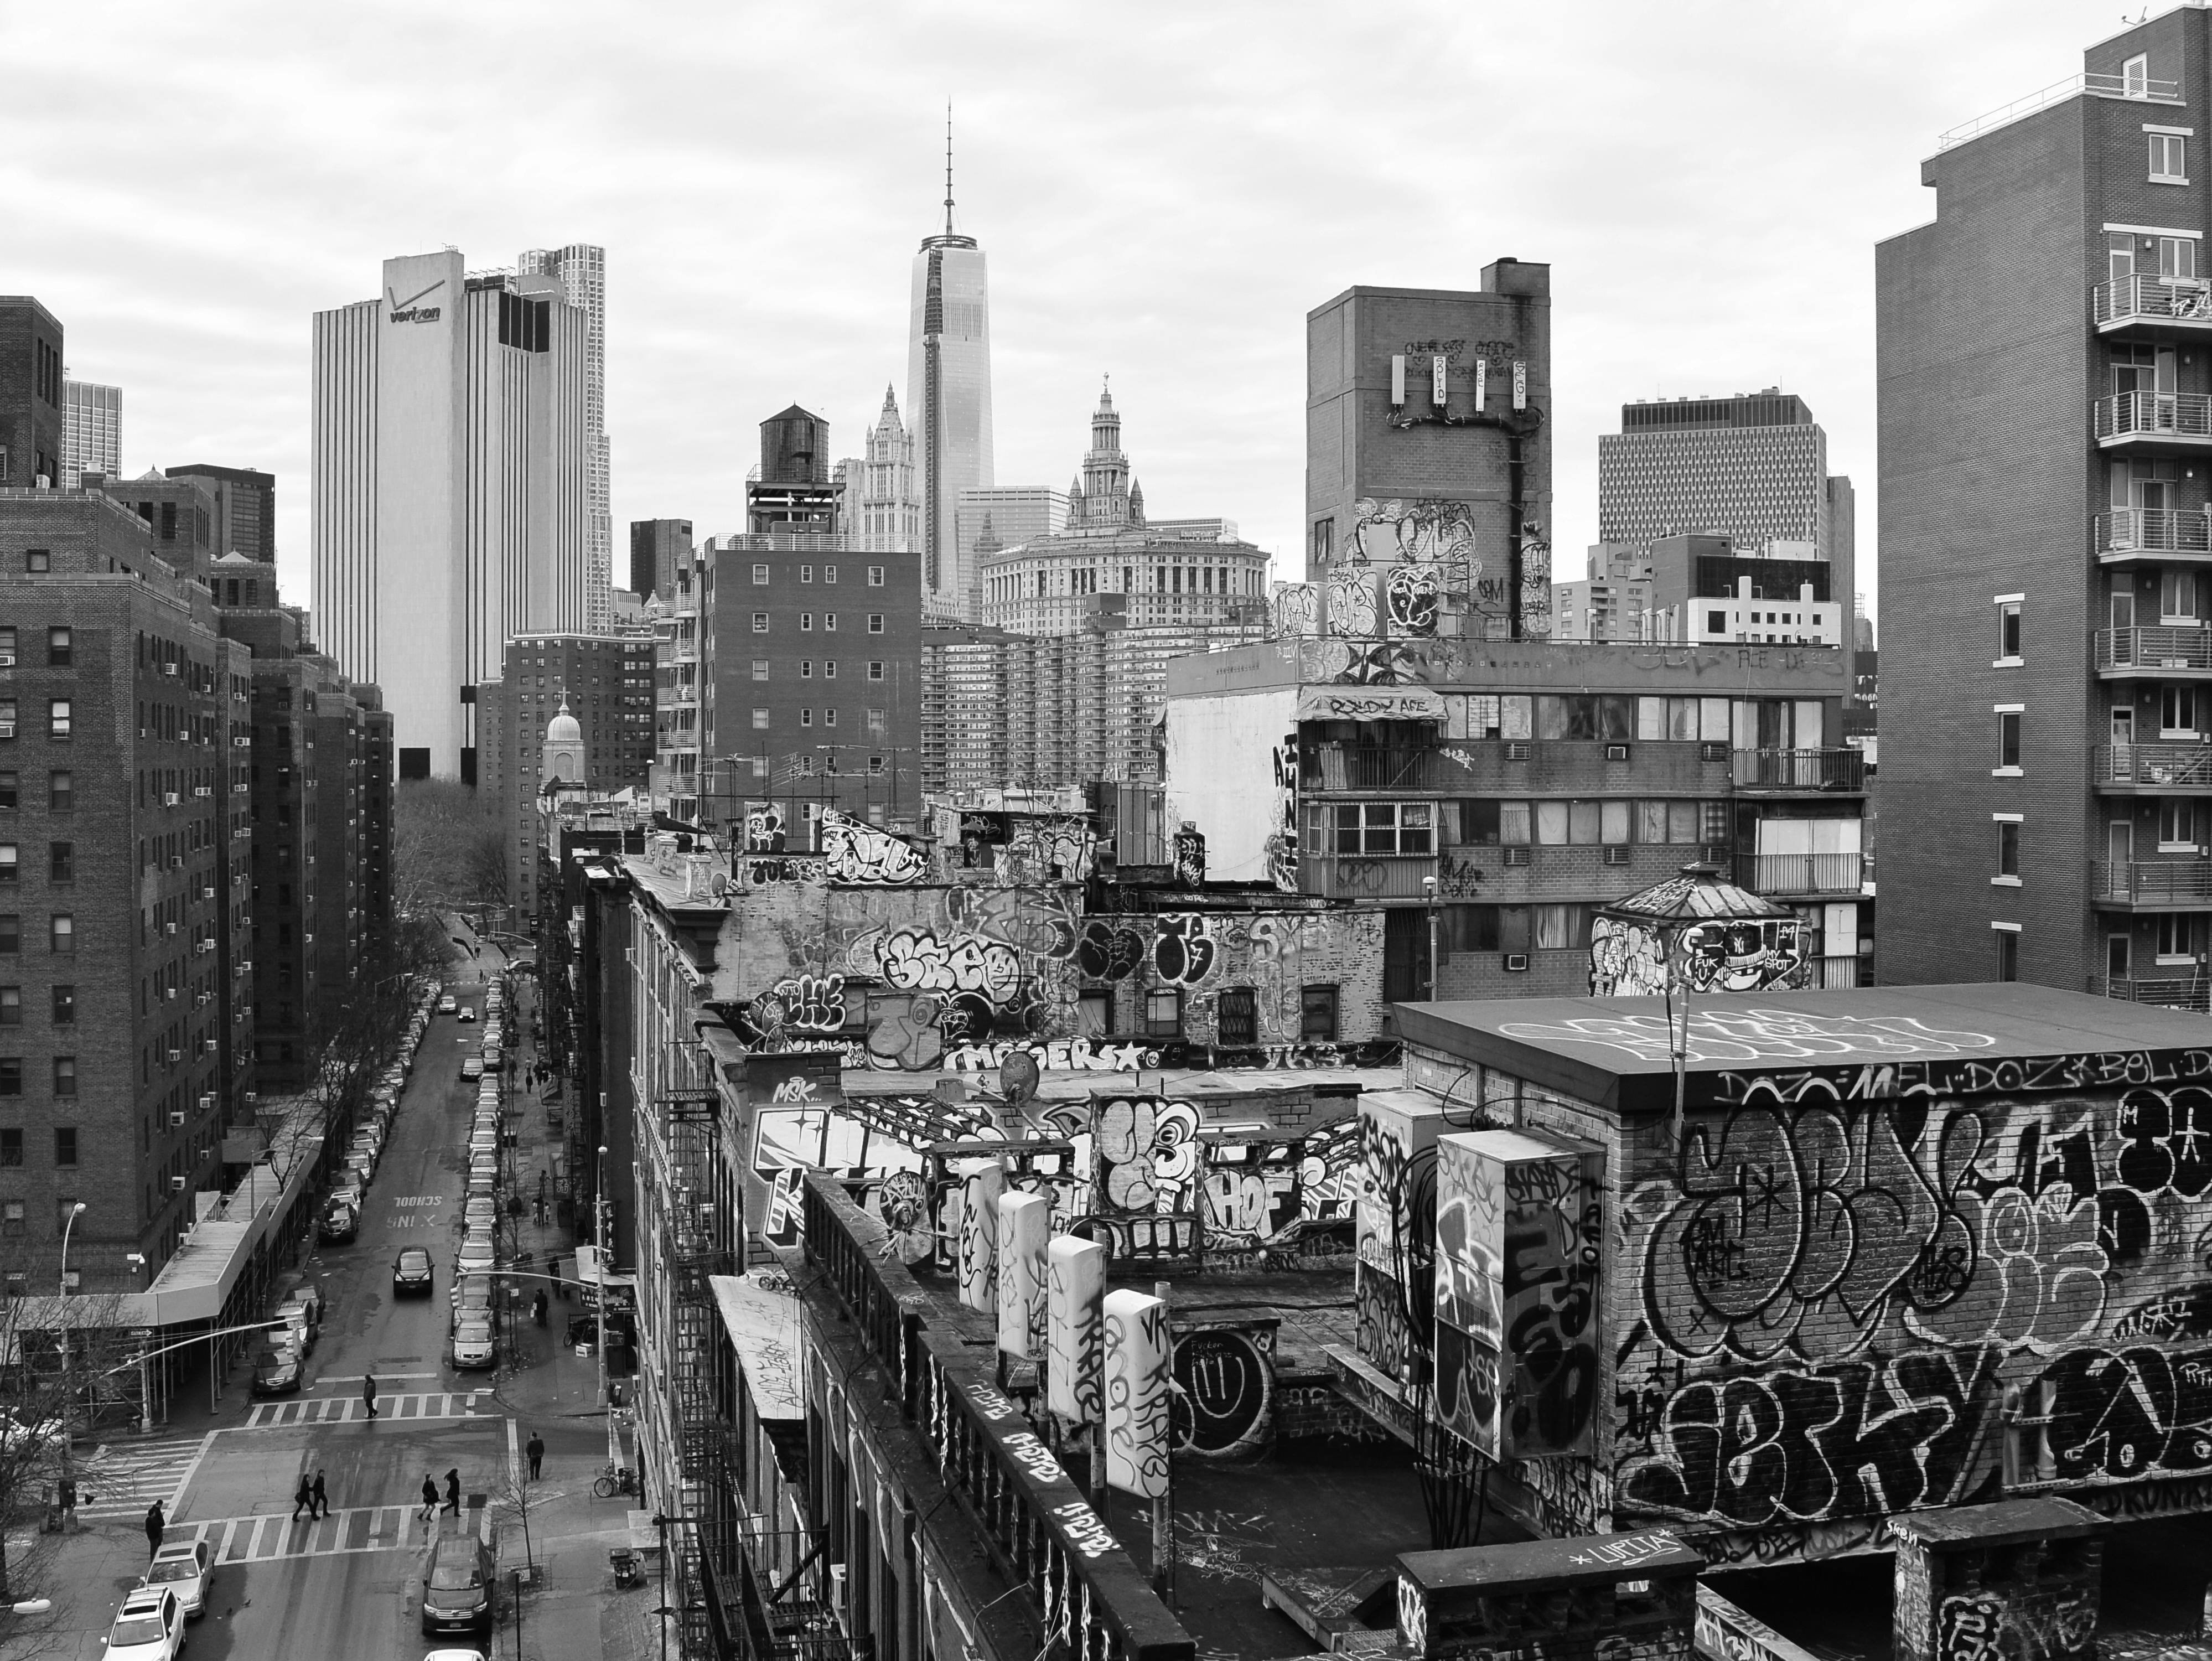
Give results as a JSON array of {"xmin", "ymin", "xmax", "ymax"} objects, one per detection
[
  {"xmin": 318, "ymin": 1200, "xmax": 358, "ymax": 1244},
  {"xmin": 439, "ymin": 995, "xmax": 458, "ymax": 1014},
  {"xmin": 481, "ymin": 1048, "xmax": 503, "ymax": 1074},
  {"xmin": 273, "ymin": 1296, "xmax": 318, "ymax": 1355},
  {"xmin": 0, "ymin": 1409, "xmax": 64, "ymax": 1458},
  {"xmin": 451, "ymin": 1273, "xmax": 492, "ymax": 1315},
  {"xmin": 249, "ymin": 1344, "xmax": 304, "ymax": 1397},
  {"xmin": 332, "ymin": 1173, "xmax": 366, "ymax": 1209},
  {"xmin": 420, "ymin": 1530, "xmax": 496, "ymax": 1637},
  {"xmin": 457, "ymin": 1234, "xmax": 496, "ymax": 1277},
  {"xmin": 100, "ymin": 1585, "xmax": 182, "ymax": 1660},
  {"xmin": 139, "ymin": 1539, "xmax": 211, "ymax": 1618},
  {"xmin": 450, "ymin": 1317, "xmax": 495, "ymax": 1370},
  {"xmin": 460, "ymin": 1058, "xmax": 484, "ymax": 1081},
  {"xmin": 392, "ymin": 1248, "xmax": 436, "ymax": 1297}
]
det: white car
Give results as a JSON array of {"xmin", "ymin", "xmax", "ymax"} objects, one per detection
[
  {"xmin": 424, "ymin": 1651, "xmax": 490, "ymax": 1661},
  {"xmin": 100, "ymin": 1585, "xmax": 182, "ymax": 1660},
  {"xmin": 450, "ymin": 1317, "xmax": 495, "ymax": 1370},
  {"xmin": 0, "ymin": 1409, "xmax": 63, "ymax": 1457},
  {"xmin": 140, "ymin": 1539, "xmax": 211, "ymax": 1618},
  {"xmin": 438, "ymin": 995, "xmax": 457, "ymax": 1014},
  {"xmin": 457, "ymin": 1234, "xmax": 496, "ymax": 1276}
]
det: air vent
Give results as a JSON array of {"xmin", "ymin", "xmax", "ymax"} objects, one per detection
[
  {"xmin": 1701, "ymin": 742, "xmax": 1727, "ymax": 762},
  {"xmin": 1503, "ymin": 847, "xmax": 1532, "ymax": 867},
  {"xmin": 1504, "ymin": 953, "xmax": 1530, "ymax": 972},
  {"xmin": 1505, "ymin": 741, "xmax": 1532, "ymax": 762},
  {"xmin": 1605, "ymin": 743, "xmax": 1630, "ymax": 762},
  {"xmin": 1603, "ymin": 846, "xmax": 1630, "ymax": 866}
]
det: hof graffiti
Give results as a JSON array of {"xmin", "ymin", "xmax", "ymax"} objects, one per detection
[{"xmin": 1615, "ymin": 1346, "xmax": 1999, "ymax": 1528}]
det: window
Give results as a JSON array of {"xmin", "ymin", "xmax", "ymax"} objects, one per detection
[
  {"xmin": 868, "ymin": 661, "xmax": 884, "ymax": 681},
  {"xmin": 1997, "ymin": 820, "xmax": 2021, "ymax": 878},
  {"xmin": 1317, "ymin": 801, "xmax": 1433, "ymax": 855},
  {"xmin": 50, "ymin": 986, "xmax": 71, "ymax": 1024},
  {"xmin": 2152, "ymin": 132, "xmax": 2189, "ymax": 183},
  {"xmin": 51, "ymin": 1128, "xmax": 74, "ymax": 1166},
  {"xmin": 23, "ymin": 551, "xmax": 47, "ymax": 574},
  {"xmin": 752, "ymin": 660, "xmax": 769, "ymax": 681},
  {"xmin": 46, "ymin": 700, "xmax": 68, "ymax": 738},
  {"xmin": 799, "ymin": 565, "xmax": 813, "ymax": 583},
  {"xmin": 2164, "ymin": 568, "xmax": 2201, "ymax": 622},
  {"xmin": 0, "ymin": 1060, "xmax": 16, "ymax": 1096},
  {"xmin": 45, "ymin": 628, "xmax": 69, "ymax": 667},
  {"xmin": 48, "ymin": 843, "xmax": 70, "ymax": 882},
  {"xmin": 2159, "ymin": 913, "xmax": 2201, "ymax": 960},
  {"xmin": 49, "ymin": 914, "xmax": 71, "ymax": 953},
  {"xmin": 1143, "ymin": 988, "xmax": 1182, "ymax": 1039},
  {"xmin": 752, "ymin": 564, "xmax": 770, "ymax": 585},
  {"xmin": 800, "ymin": 709, "xmax": 813, "ymax": 727},
  {"xmin": 2111, "ymin": 231, "xmax": 2140, "ymax": 282},
  {"xmin": 752, "ymin": 709, "xmax": 769, "ymax": 730},
  {"xmin": 749, "ymin": 757, "xmax": 768, "ymax": 778},
  {"xmin": 1995, "ymin": 926, "xmax": 2020, "ymax": 981},
  {"xmin": 0, "ymin": 846, "xmax": 14, "ymax": 885},
  {"xmin": 1706, "ymin": 609, "xmax": 1726, "ymax": 634},
  {"xmin": 866, "ymin": 708, "xmax": 887, "ymax": 738},
  {"xmin": 2162, "ymin": 235, "xmax": 2198, "ymax": 280},
  {"xmin": 0, "ymin": 774, "xmax": 13, "ymax": 811},
  {"xmin": 0, "ymin": 989, "xmax": 15, "ymax": 1027},
  {"xmin": 0, "ymin": 701, "xmax": 14, "ymax": 741},
  {"xmin": 1299, "ymin": 985, "xmax": 1339, "ymax": 1042},
  {"xmin": 0, "ymin": 917, "xmax": 17, "ymax": 954},
  {"xmin": 867, "ymin": 566, "xmax": 885, "ymax": 587},
  {"xmin": 800, "ymin": 613, "xmax": 814, "ymax": 632},
  {"xmin": 2164, "ymin": 685, "xmax": 2199, "ymax": 736},
  {"xmin": 800, "ymin": 660, "xmax": 813, "ymax": 679},
  {"xmin": 2162, "ymin": 798, "xmax": 2198, "ymax": 849},
  {"xmin": 0, "ymin": 1133, "xmax": 18, "ymax": 1168},
  {"xmin": 1996, "ymin": 709, "xmax": 2022, "ymax": 772},
  {"xmin": 823, "ymin": 613, "xmax": 838, "ymax": 632},
  {"xmin": 868, "ymin": 614, "xmax": 885, "ymax": 633},
  {"xmin": 1216, "ymin": 987, "xmax": 1257, "ymax": 1047},
  {"xmin": 2126, "ymin": 52, "xmax": 2151, "ymax": 96},
  {"xmin": 823, "ymin": 565, "xmax": 838, "ymax": 584},
  {"xmin": 823, "ymin": 708, "xmax": 837, "ymax": 727},
  {"xmin": 46, "ymin": 771, "xmax": 69, "ymax": 811},
  {"xmin": 822, "ymin": 661, "xmax": 837, "ymax": 679},
  {"xmin": 51, "ymin": 1057, "xmax": 72, "ymax": 1098},
  {"xmin": 868, "ymin": 755, "xmax": 885, "ymax": 775},
  {"xmin": 752, "ymin": 613, "xmax": 769, "ymax": 633},
  {"xmin": 1534, "ymin": 903, "xmax": 1594, "ymax": 951},
  {"xmin": 1996, "ymin": 598, "xmax": 2022, "ymax": 661}
]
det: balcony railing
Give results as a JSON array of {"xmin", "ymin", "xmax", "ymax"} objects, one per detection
[
  {"xmin": 2102, "ymin": 975, "xmax": 2211, "ymax": 1012},
  {"xmin": 1731, "ymin": 748, "xmax": 1865, "ymax": 791},
  {"xmin": 1939, "ymin": 70, "xmax": 2181, "ymax": 150},
  {"xmin": 2098, "ymin": 508, "xmax": 2212, "ymax": 556},
  {"xmin": 2093, "ymin": 859, "xmax": 2212, "ymax": 902},
  {"xmin": 1742, "ymin": 852, "xmax": 1865, "ymax": 896},
  {"xmin": 2094, "ymin": 274, "xmax": 2212, "ymax": 331},
  {"xmin": 2096, "ymin": 626, "xmax": 2212, "ymax": 672},
  {"xmin": 1302, "ymin": 745, "xmax": 1438, "ymax": 791},
  {"xmin": 2095, "ymin": 742, "xmax": 2212, "ymax": 787},
  {"xmin": 1301, "ymin": 852, "xmax": 1439, "ymax": 900},
  {"xmin": 2096, "ymin": 390, "xmax": 2212, "ymax": 445},
  {"xmin": 800, "ymin": 1173, "xmax": 1193, "ymax": 1661}
]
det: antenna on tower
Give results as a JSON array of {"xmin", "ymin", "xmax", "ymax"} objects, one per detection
[{"xmin": 944, "ymin": 102, "xmax": 956, "ymax": 237}]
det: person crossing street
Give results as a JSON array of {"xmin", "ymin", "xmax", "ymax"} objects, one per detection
[
  {"xmin": 363, "ymin": 1372, "xmax": 378, "ymax": 1419},
  {"xmin": 419, "ymin": 1474, "xmax": 438, "ymax": 1522},
  {"xmin": 291, "ymin": 1472, "xmax": 313, "ymax": 1520},
  {"xmin": 311, "ymin": 1469, "xmax": 328, "ymax": 1519}
]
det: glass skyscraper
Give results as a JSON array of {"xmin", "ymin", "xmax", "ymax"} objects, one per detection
[{"xmin": 906, "ymin": 219, "xmax": 994, "ymax": 620}]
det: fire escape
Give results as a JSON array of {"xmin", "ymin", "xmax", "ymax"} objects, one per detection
[{"xmin": 662, "ymin": 1090, "xmax": 737, "ymax": 1661}]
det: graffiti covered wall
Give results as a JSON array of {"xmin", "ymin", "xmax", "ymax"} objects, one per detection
[{"xmin": 1613, "ymin": 1075, "xmax": 2212, "ymax": 1556}]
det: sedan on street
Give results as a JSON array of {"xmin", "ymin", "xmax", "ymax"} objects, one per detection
[
  {"xmin": 140, "ymin": 1539, "xmax": 211, "ymax": 1618},
  {"xmin": 392, "ymin": 1248, "xmax": 436, "ymax": 1297},
  {"xmin": 456, "ymin": 1006, "xmax": 476, "ymax": 1023},
  {"xmin": 438, "ymin": 995, "xmax": 458, "ymax": 1013},
  {"xmin": 249, "ymin": 1344, "xmax": 304, "ymax": 1397}
]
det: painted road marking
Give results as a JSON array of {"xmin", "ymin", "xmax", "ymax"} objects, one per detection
[
  {"xmin": 188, "ymin": 1504, "xmax": 433, "ymax": 1563},
  {"xmin": 74, "ymin": 1434, "xmax": 213, "ymax": 1520},
  {"xmin": 246, "ymin": 1390, "xmax": 485, "ymax": 1429}
]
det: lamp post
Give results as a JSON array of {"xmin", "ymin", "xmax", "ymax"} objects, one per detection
[
  {"xmin": 1422, "ymin": 875, "xmax": 1440, "ymax": 1001},
  {"xmin": 124, "ymin": 1255, "xmax": 149, "ymax": 1431},
  {"xmin": 56, "ymin": 1202, "xmax": 85, "ymax": 1522}
]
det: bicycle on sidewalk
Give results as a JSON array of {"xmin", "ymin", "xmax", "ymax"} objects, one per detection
[{"xmin": 592, "ymin": 1462, "xmax": 640, "ymax": 1500}]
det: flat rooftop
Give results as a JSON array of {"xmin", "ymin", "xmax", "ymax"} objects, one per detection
[{"xmin": 1395, "ymin": 983, "xmax": 2212, "ymax": 1115}]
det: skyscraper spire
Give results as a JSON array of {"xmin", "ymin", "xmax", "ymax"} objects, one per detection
[{"xmin": 944, "ymin": 104, "xmax": 955, "ymax": 237}]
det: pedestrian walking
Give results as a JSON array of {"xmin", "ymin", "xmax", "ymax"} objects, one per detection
[
  {"xmin": 526, "ymin": 1432, "xmax": 545, "ymax": 1482},
  {"xmin": 311, "ymin": 1469, "xmax": 329, "ymax": 1519},
  {"xmin": 533, "ymin": 1289, "xmax": 548, "ymax": 1328},
  {"xmin": 419, "ymin": 1474, "xmax": 438, "ymax": 1522},
  {"xmin": 363, "ymin": 1372, "xmax": 378, "ymax": 1418},
  {"xmin": 290, "ymin": 1472, "xmax": 313, "ymax": 1520},
  {"xmin": 443, "ymin": 1468, "xmax": 461, "ymax": 1515},
  {"xmin": 144, "ymin": 1500, "xmax": 164, "ymax": 1559}
]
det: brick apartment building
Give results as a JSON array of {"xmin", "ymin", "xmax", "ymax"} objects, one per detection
[
  {"xmin": 1879, "ymin": 8, "xmax": 2212, "ymax": 995},
  {"xmin": 0, "ymin": 485, "xmax": 250, "ymax": 1289},
  {"xmin": 0, "ymin": 298, "xmax": 64, "ymax": 490}
]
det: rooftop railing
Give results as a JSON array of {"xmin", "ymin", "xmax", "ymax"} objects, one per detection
[{"xmin": 1939, "ymin": 70, "xmax": 2180, "ymax": 150}]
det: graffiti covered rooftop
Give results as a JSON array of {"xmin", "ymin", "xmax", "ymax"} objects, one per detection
[{"xmin": 1393, "ymin": 982, "xmax": 2212, "ymax": 1115}]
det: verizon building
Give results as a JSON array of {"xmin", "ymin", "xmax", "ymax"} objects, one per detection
[{"xmin": 312, "ymin": 249, "xmax": 593, "ymax": 780}]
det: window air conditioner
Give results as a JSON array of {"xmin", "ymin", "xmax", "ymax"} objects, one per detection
[
  {"xmin": 170, "ymin": 1176, "xmax": 186, "ymax": 1191},
  {"xmin": 168, "ymin": 1111, "xmax": 184, "ymax": 1127},
  {"xmin": 244, "ymin": 1091, "xmax": 256, "ymax": 1104},
  {"xmin": 201, "ymin": 887, "xmax": 214, "ymax": 900},
  {"xmin": 204, "ymin": 1038, "xmax": 217, "ymax": 1052},
  {"xmin": 1503, "ymin": 847, "xmax": 1532, "ymax": 867},
  {"xmin": 1603, "ymin": 846, "xmax": 1630, "ymax": 866},
  {"xmin": 1504, "ymin": 953, "xmax": 1531, "ymax": 972},
  {"xmin": 164, "ymin": 922, "xmax": 176, "ymax": 935},
  {"xmin": 172, "ymin": 857, "xmax": 183, "ymax": 868},
  {"xmin": 199, "ymin": 1093, "xmax": 215, "ymax": 1110},
  {"xmin": 1605, "ymin": 743, "xmax": 1630, "ymax": 762},
  {"xmin": 163, "ymin": 664, "xmax": 178, "ymax": 676},
  {"xmin": 1701, "ymin": 742, "xmax": 1727, "ymax": 762},
  {"xmin": 194, "ymin": 786, "xmax": 211, "ymax": 798},
  {"xmin": 167, "ymin": 1049, "xmax": 181, "ymax": 1063},
  {"xmin": 164, "ymin": 793, "xmax": 179, "ymax": 806},
  {"xmin": 1505, "ymin": 741, "xmax": 1532, "ymax": 762},
  {"xmin": 0, "ymin": 654, "xmax": 14, "ymax": 669},
  {"xmin": 195, "ymin": 992, "xmax": 209, "ymax": 1006}
]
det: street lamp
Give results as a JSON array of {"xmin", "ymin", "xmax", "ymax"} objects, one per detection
[
  {"xmin": 56, "ymin": 1202, "xmax": 86, "ymax": 1523},
  {"xmin": 124, "ymin": 1256, "xmax": 149, "ymax": 1430}
]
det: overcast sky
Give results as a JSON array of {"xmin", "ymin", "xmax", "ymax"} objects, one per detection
[{"xmin": 3, "ymin": 0, "xmax": 2136, "ymax": 635}]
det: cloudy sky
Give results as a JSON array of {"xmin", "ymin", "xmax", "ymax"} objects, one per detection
[{"xmin": 3, "ymin": 0, "xmax": 2131, "ymax": 632}]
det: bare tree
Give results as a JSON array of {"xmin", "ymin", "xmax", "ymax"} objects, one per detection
[{"xmin": 396, "ymin": 780, "xmax": 507, "ymax": 914}]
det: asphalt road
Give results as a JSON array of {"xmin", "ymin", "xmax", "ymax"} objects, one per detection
[{"xmin": 177, "ymin": 974, "xmax": 510, "ymax": 1661}]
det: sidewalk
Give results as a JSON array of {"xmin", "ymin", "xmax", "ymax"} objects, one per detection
[{"xmin": 497, "ymin": 1449, "xmax": 662, "ymax": 1661}]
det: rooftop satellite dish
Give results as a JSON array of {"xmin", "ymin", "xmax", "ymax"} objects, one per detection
[{"xmin": 998, "ymin": 1052, "xmax": 1040, "ymax": 1116}]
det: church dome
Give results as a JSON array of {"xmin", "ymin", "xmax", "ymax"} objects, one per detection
[{"xmin": 546, "ymin": 699, "xmax": 582, "ymax": 743}]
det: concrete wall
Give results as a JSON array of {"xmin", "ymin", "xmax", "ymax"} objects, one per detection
[{"xmin": 1164, "ymin": 685, "xmax": 1296, "ymax": 887}]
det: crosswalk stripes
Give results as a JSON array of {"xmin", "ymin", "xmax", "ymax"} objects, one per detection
[
  {"xmin": 75, "ymin": 1434, "xmax": 211, "ymax": 1522},
  {"xmin": 245, "ymin": 1390, "xmax": 486, "ymax": 1429},
  {"xmin": 180, "ymin": 1503, "xmax": 467, "ymax": 1564}
]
